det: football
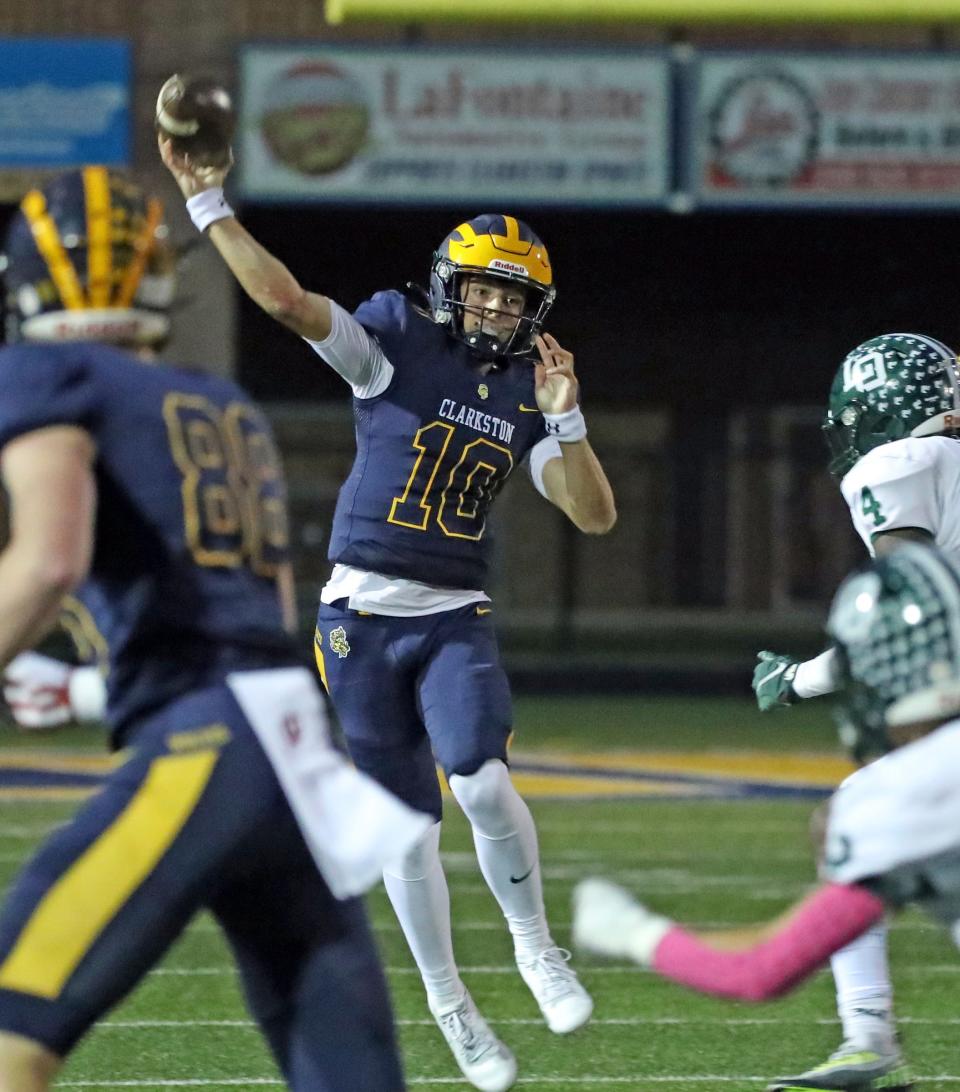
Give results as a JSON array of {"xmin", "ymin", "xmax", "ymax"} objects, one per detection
[{"xmin": 155, "ymin": 74, "xmax": 236, "ymax": 170}]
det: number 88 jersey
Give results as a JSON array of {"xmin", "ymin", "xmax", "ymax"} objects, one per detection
[
  {"xmin": 0, "ymin": 340, "xmax": 297, "ymax": 740},
  {"xmin": 327, "ymin": 290, "xmax": 549, "ymax": 591}
]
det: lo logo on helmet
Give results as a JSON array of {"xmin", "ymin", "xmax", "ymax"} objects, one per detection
[{"xmin": 843, "ymin": 350, "xmax": 888, "ymax": 393}]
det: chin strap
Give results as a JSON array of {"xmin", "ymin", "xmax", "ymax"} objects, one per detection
[{"xmin": 462, "ymin": 329, "xmax": 505, "ymax": 360}]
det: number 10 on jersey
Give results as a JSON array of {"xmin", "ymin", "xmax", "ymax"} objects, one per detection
[{"xmin": 388, "ymin": 421, "xmax": 514, "ymax": 541}]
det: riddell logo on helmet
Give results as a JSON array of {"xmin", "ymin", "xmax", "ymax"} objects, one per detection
[
  {"xmin": 54, "ymin": 318, "xmax": 140, "ymax": 340},
  {"xmin": 489, "ymin": 259, "xmax": 526, "ymax": 276}
]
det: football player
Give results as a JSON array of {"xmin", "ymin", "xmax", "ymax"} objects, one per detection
[
  {"xmin": 574, "ymin": 541, "xmax": 960, "ymax": 1092},
  {"xmin": 750, "ymin": 332, "xmax": 960, "ymax": 1091},
  {"xmin": 160, "ymin": 132, "xmax": 616, "ymax": 1092},
  {"xmin": 0, "ymin": 167, "xmax": 429, "ymax": 1092}
]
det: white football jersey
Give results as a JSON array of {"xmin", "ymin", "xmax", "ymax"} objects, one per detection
[
  {"xmin": 822, "ymin": 720, "xmax": 960, "ymax": 932},
  {"xmin": 841, "ymin": 436, "xmax": 960, "ymax": 562}
]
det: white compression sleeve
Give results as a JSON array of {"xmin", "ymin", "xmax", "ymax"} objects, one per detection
[
  {"xmin": 527, "ymin": 436, "xmax": 562, "ymax": 499},
  {"xmin": 303, "ymin": 300, "xmax": 394, "ymax": 398},
  {"xmin": 449, "ymin": 759, "xmax": 552, "ymax": 958},
  {"xmin": 793, "ymin": 647, "xmax": 840, "ymax": 700},
  {"xmin": 382, "ymin": 823, "xmax": 464, "ymax": 1010}
]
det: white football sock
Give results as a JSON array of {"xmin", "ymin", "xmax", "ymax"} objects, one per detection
[
  {"xmin": 449, "ymin": 759, "xmax": 552, "ymax": 960},
  {"xmin": 383, "ymin": 822, "xmax": 463, "ymax": 1011},
  {"xmin": 830, "ymin": 921, "xmax": 895, "ymax": 1047}
]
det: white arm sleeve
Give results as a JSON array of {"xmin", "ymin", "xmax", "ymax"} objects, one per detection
[
  {"xmin": 527, "ymin": 436, "xmax": 563, "ymax": 499},
  {"xmin": 303, "ymin": 300, "xmax": 394, "ymax": 399},
  {"xmin": 793, "ymin": 647, "xmax": 839, "ymax": 699}
]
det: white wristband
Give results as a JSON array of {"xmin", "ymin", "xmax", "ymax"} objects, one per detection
[
  {"xmin": 542, "ymin": 406, "xmax": 587, "ymax": 443},
  {"xmin": 68, "ymin": 666, "xmax": 108, "ymax": 723},
  {"xmin": 186, "ymin": 187, "xmax": 234, "ymax": 233}
]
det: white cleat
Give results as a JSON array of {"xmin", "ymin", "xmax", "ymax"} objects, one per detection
[
  {"xmin": 517, "ymin": 946, "xmax": 594, "ymax": 1034},
  {"xmin": 428, "ymin": 989, "xmax": 517, "ymax": 1092}
]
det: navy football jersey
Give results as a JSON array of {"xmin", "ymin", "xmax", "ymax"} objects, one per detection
[
  {"xmin": 327, "ymin": 290, "xmax": 548, "ymax": 590},
  {"xmin": 0, "ymin": 342, "xmax": 297, "ymax": 742}
]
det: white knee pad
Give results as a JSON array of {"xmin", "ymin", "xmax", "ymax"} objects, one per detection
[
  {"xmin": 383, "ymin": 821, "xmax": 442, "ymax": 881},
  {"xmin": 449, "ymin": 758, "xmax": 518, "ymax": 838}
]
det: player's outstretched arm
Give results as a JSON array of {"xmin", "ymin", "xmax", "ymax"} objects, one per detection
[
  {"xmin": 535, "ymin": 334, "xmax": 616, "ymax": 535},
  {"xmin": 752, "ymin": 527, "xmax": 936, "ymax": 712},
  {"xmin": 0, "ymin": 427, "xmax": 96, "ymax": 668},
  {"xmin": 572, "ymin": 876, "xmax": 885, "ymax": 1002},
  {"xmin": 158, "ymin": 136, "xmax": 334, "ymax": 342}
]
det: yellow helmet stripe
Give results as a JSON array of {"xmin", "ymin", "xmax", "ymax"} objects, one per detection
[
  {"xmin": 115, "ymin": 196, "xmax": 163, "ymax": 308},
  {"xmin": 457, "ymin": 221, "xmax": 478, "ymax": 244},
  {"xmin": 502, "ymin": 216, "xmax": 520, "ymax": 243},
  {"xmin": 20, "ymin": 189, "xmax": 86, "ymax": 310},
  {"xmin": 83, "ymin": 166, "xmax": 113, "ymax": 308}
]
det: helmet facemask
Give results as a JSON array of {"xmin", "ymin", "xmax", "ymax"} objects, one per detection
[{"xmin": 433, "ymin": 264, "xmax": 554, "ymax": 360}]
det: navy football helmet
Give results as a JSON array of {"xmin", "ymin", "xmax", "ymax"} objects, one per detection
[
  {"xmin": 1, "ymin": 167, "xmax": 175, "ymax": 346},
  {"xmin": 428, "ymin": 213, "xmax": 555, "ymax": 360}
]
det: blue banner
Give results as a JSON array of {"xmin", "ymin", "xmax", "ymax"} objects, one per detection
[{"xmin": 0, "ymin": 38, "xmax": 130, "ymax": 168}]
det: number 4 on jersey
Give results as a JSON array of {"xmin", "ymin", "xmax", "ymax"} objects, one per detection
[{"xmin": 860, "ymin": 486, "xmax": 887, "ymax": 528}]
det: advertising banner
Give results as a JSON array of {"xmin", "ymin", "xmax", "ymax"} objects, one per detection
[
  {"xmin": 239, "ymin": 45, "xmax": 671, "ymax": 205},
  {"xmin": 0, "ymin": 39, "xmax": 130, "ymax": 168},
  {"xmin": 691, "ymin": 52, "xmax": 960, "ymax": 207}
]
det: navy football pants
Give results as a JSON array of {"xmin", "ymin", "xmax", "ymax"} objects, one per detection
[
  {"xmin": 0, "ymin": 681, "xmax": 404, "ymax": 1091},
  {"xmin": 315, "ymin": 601, "xmax": 513, "ymax": 822}
]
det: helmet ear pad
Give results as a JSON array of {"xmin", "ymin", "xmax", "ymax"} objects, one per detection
[
  {"xmin": 857, "ymin": 410, "xmax": 907, "ymax": 456},
  {"xmin": 428, "ymin": 254, "xmax": 455, "ymax": 327}
]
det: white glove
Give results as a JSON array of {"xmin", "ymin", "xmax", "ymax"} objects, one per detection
[
  {"xmin": 3, "ymin": 652, "xmax": 106, "ymax": 729},
  {"xmin": 572, "ymin": 878, "xmax": 673, "ymax": 967}
]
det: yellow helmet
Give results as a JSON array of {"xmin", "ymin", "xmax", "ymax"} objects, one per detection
[{"xmin": 428, "ymin": 213, "xmax": 555, "ymax": 360}]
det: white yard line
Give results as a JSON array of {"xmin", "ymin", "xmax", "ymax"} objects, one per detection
[
  {"xmin": 95, "ymin": 1015, "xmax": 960, "ymax": 1029},
  {"xmin": 148, "ymin": 962, "xmax": 954, "ymax": 976},
  {"xmin": 0, "ymin": 824, "xmax": 63, "ymax": 838},
  {"xmin": 182, "ymin": 916, "xmax": 939, "ymax": 934},
  {"xmin": 52, "ymin": 1078, "xmax": 960, "ymax": 1088}
]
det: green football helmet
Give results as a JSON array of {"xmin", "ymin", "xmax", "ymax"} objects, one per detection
[
  {"xmin": 827, "ymin": 543, "xmax": 960, "ymax": 763},
  {"xmin": 822, "ymin": 333, "xmax": 960, "ymax": 480}
]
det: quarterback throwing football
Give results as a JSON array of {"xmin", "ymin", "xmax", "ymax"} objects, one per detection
[{"xmin": 159, "ymin": 121, "xmax": 616, "ymax": 1092}]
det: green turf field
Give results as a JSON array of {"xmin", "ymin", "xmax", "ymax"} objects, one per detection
[{"xmin": 1, "ymin": 696, "xmax": 955, "ymax": 1090}]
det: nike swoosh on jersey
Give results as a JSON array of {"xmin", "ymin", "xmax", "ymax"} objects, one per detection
[
  {"xmin": 518, "ymin": 404, "xmax": 540, "ymax": 412},
  {"xmin": 476, "ymin": 607, "xmax": 492, "ymax": 616},
  {"xmin": 510, "ymin": 865, "xmax": 534, "ymax": 884}
]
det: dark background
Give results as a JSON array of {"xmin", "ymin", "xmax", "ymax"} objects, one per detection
[
  {"xmin": 3, "ymin": 200, "xmax": 957, "ymax": 407},
  {"xmin": 232, "ymin": 205, "xmax": 960, "ymax": 406}
]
